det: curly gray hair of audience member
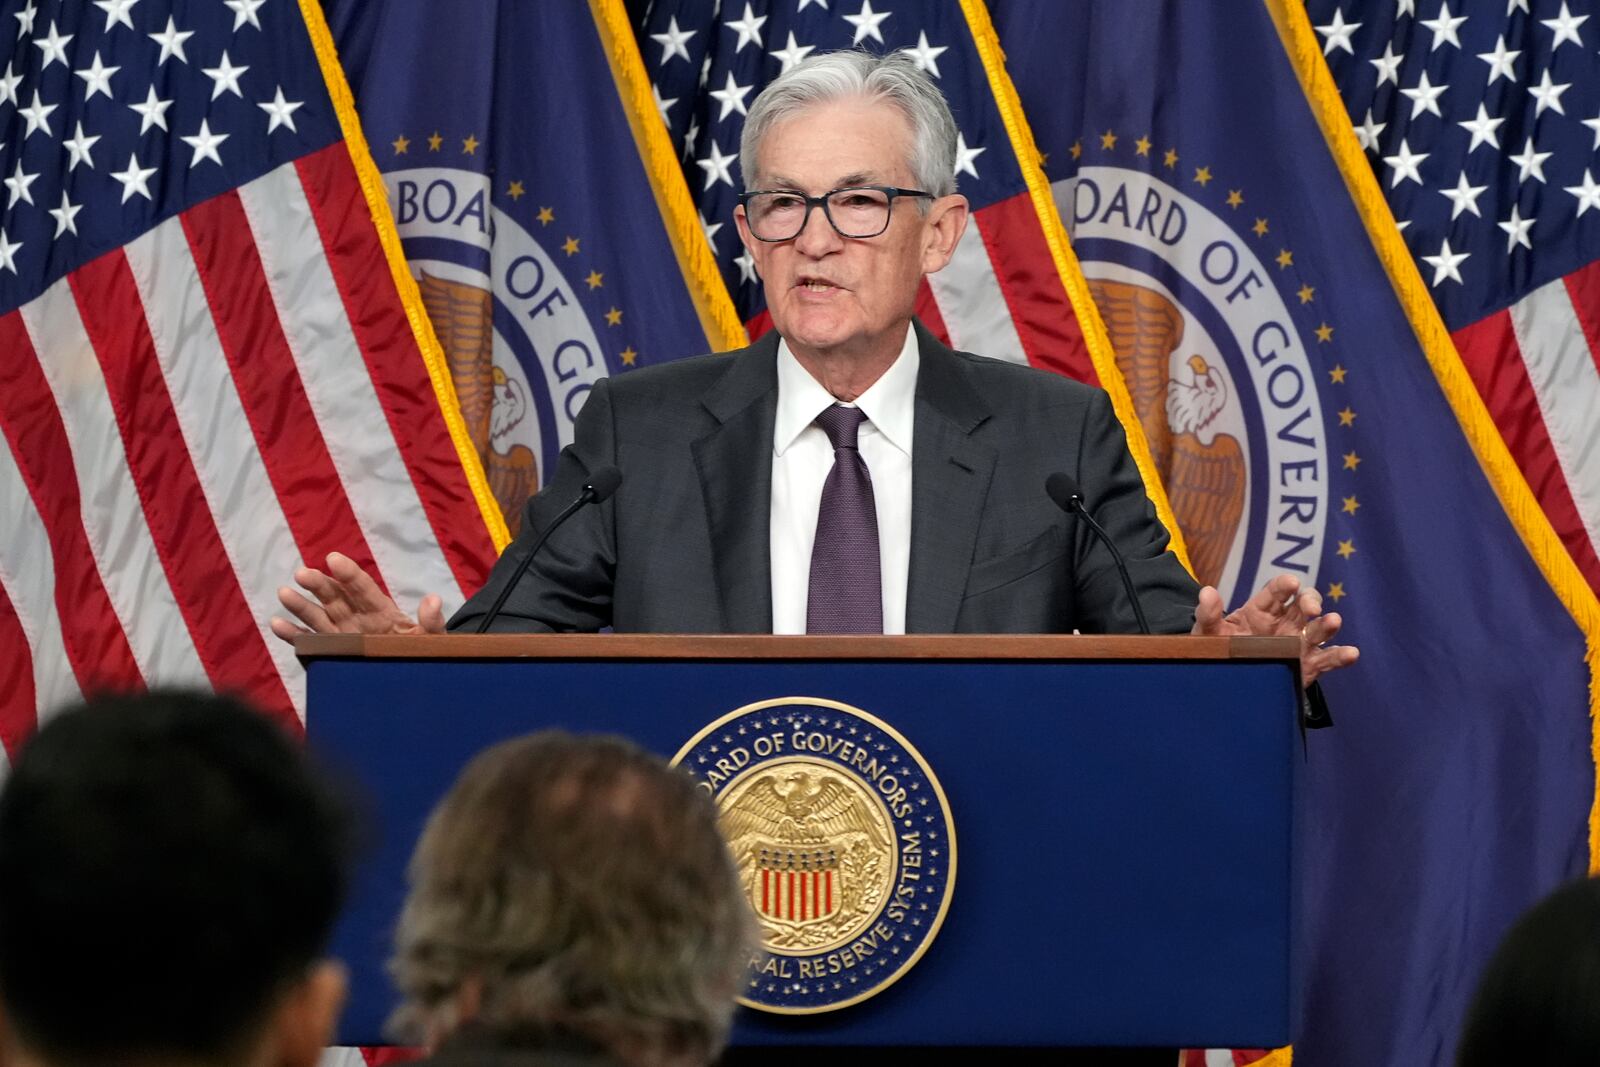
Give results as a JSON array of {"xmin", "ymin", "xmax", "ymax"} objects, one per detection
[{"xmin": 388, "ymin": 731, "xmax": 754, "ymax": 1066}]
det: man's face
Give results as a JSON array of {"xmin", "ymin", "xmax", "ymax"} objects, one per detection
[{"xmin": 735, "ymin": 98, "xmax": 968, "ymax": 362}]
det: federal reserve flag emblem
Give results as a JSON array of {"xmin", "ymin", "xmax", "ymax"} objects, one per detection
[
  {"xmin": 673, "ymin": 698, "xmax": 956, "ymax": 1014},
  {"xmin": 382, "ymin": 158, "xmax": 627, "ymax": 538},
  {"xmin": 1061, "ymin": 162, "xmax": 1332, "ymax": 604}
]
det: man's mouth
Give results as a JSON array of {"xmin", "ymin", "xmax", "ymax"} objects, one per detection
[{"xmin": 798, "ymin": 279, "xmax": 841, "ymax": 292}]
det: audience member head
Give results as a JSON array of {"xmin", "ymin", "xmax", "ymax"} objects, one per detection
[
  {"xmin": 389, "ymin": 731, "xmax": 751, "ymax": 1067},
  {"xmin": 1458, "ymin": 876, "xmax": 1600, "ymax": 1066},
  {"xmin": 0, "ymin": 689, "xmax": 350, "ymax": 1067}
]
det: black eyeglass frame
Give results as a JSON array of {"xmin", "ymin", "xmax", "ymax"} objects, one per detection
[{"xmin": 737, "ymin": 185, "xmax": 936, "ymax": 241}]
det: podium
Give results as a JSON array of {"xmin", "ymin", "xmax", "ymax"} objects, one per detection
[{"xmin": 299, "ymin": 633, "xmax": 1304, "ymax": 1049}]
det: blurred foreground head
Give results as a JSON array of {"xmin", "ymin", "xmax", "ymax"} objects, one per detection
[
  {"xmin": 0, "ymin": 689, "xmax": 350, "ymax": 1067},
  {"xmin": 390, "ymin": 731, "xmax": 751, "ymax": 1067},
  {"xmin": 1458, "ymin": 876, "xmax": 1600, "ymax": 1066}
]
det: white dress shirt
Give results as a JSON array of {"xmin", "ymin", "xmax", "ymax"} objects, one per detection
[{"xmin": 770, "ymin": 327, "xmax": 918, "ymax": 634}]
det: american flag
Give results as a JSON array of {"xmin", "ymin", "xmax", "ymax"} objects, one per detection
[
  {"xmin": 640, "ymin": 0, "xmax": 1111, "ymax": 383},
  {"xmin": 0, "ymin": 0, "xmax": 501, "ymax": 755},
  {"xmin": 1308, "ymin": 0, "xmax": 1600, "ymax": 594}
]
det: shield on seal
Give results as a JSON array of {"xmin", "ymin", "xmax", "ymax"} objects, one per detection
[{"xmin": 755, "ymin": 847, "xmax": 841, "ymax": 922}]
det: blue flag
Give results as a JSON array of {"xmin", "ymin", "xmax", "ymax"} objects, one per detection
[
  {"xmin": 993, "ymin": 0, "xmax": 1598, "ymax": 1062},
  {"xmin": 323, "ymin": 0, "xmax": 743, "ymax": 539},
  {"xmin": 1302, "ymin": 0, "xmax": 1600, "ymax": 655}
]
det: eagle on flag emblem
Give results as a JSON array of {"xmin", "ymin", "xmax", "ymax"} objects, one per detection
[
  {"xmin": 1090, "ymin": 278, "xmax": 1246, "ymax": 587},
  {"xmin": 418, "ymin": 271, "xmax": 539, "ymax": 535}
]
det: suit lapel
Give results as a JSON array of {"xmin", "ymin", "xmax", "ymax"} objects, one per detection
[
  {"xmin": 906, "ymin": 324, "xmax": 997, "ymax": 633},
  {"xmin": 691, "ymin": 334, "xmax": 780, "ymax": 633}
]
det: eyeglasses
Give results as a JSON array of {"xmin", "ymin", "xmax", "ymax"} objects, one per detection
[{"xmin": 739, "ymin": 185, "xmax": 935, "ymax": 242}]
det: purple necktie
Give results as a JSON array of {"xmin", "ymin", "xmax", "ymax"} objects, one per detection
[{"xmin": 807, "ymin": 404, "xmax": 883, "ymax": 634}]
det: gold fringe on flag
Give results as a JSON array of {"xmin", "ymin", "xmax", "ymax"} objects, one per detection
[
  {"xmin": 297, "ymin": 0, "xmax": 511, "ymax": 551},
  {"xmin": 590, "ymin": 0, "xmax": 749, "ymax": 354},
  {"xmin": 957, "ymin": 0, "xmax": 1196, "ymax": 577}
]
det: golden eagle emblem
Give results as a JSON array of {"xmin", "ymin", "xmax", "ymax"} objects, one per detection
[
  {"xmin": 418, "ymin": 271, "xmax": 539, "ymax": 537},
  {"xmin": 674, "ymin": 698, "xmax": 956, "ymax": 1014},
  {"xmin": 1088, "ymin": 278, "xmax": 1245, "ymax": 587},
  {"xmin": 718, "ymin": 763, "xmax": 895, "ymax": 953}
]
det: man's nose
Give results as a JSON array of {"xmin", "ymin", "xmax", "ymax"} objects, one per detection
[{"xmin": 792, "ymin": 201, "xmax": 843, "ymax": 256}]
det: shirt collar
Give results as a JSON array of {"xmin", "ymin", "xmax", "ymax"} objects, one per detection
[{"xmin": 773, "ymin": 326, "xmax": 919, "ymax": 456}]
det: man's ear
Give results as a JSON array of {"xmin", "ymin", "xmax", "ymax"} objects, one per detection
[
  {"xmin": 732, "ymin": 202, "xmax": 751, "ymax": 248},
  {"xmin": 920, "ymin": 193, "xmax": 970, "ymax": 275},
  {"xmin": 267, "ymin": 960, "xmax": 348, "ymax": 1067},
  {"xmin": 732, "ymin": 204, "xmax": 763, "ymax": 280}
]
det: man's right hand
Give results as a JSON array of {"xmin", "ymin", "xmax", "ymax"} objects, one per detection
[{"xmin": 270, "ymin": 552, "xmax": 447, "ymax": 645}]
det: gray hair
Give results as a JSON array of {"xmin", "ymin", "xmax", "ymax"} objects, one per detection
[
  {"xmin": 740, "ymin": 50, "xmax": 959, "ymax": 197},
  {"xmin": 389, "ymin": 731, "xmax": 753, "ymax": 1066}
]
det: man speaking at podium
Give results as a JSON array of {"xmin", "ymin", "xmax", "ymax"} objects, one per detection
[{"xmin": 272, "ymin": 51, "xmax": 1355, "ymax": 690}]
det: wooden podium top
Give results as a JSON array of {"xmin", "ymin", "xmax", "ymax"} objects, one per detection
[{"xmin": 296, "ymin": 632, "xmax": 1301, "ymax": 663}]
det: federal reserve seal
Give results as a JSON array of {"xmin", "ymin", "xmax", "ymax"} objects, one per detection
[
  {"xmin": 385, "ymin": 162, "xmax": 616, "ymax": 537},
  {"xmin": 1056, "ymin": 162, "xmax": 1331, "ymax": 604},
  {"xmin": 672, "ymin": 698, "xmax": 956, "ymax": 1014}
]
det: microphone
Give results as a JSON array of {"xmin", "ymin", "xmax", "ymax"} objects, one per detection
[
  {"xmin": 473, "ymin": 466, "xmax": 623, "ymax": 634},
  {"xmin": 1045, "ymin": 472, "xmax": 1152, "ymax": 635}
]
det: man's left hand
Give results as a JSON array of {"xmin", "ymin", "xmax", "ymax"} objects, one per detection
[{"xmin": 1191, "ymin": 573, "xmax": 1358, "ymax": 687}]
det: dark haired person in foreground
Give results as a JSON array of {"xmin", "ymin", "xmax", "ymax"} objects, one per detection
[
  {"xmin": 0, "ymin": 690, "xmax": 350, "ymax": 1067},
  {"xmin": 1458, "ymin": 876, "xmax": 1600, "ymax": 1066},
  {"xmin": 389, "ymin": 731, "xmax": 751, "ymax": 1067}
]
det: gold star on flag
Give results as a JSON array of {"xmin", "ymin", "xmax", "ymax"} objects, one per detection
[
  {"xmin": 585, "ymin": 270, "xmax": 603, "ymax": 289},
  {"xmin": 620, "ymin": 346, "xmax": 638, "ymax": 366},
  {"xmin": 1343, "ymin": 450, "xmax": 1361, "ymax": 470},
  {"xmin": 1193, "ymin": 166, "xmax": 1213, "ymax": 186},
  {"xmin": 1100, "ymin": 129, "xmax": 1118, "ymax": 149},
  {"xmin": 1226, "ymin": 189, "xmax": 1243, "ymax": 207},
  {"xmin": 1134, "ymin": 135, "xmax": 1152, "ymax": 156},
  {"xmin": 1252, "ymin": 217, "xmax": 1269, "ymax": 236},
  {"xmin": 1315, "ymin": 322, "xmax": 1334, "ymax": 342},
  {"xmin": 1276, "ymin": 249, "xmax": 1293, "ymax": 269},
  {"xmin": 1163, "ymin": 148, "xmax": 1179, "ymax": 168},
  {"xmin": 507, "ymin": 181, "xmax": 525, "ymax": 200},
  {"xmin": 1327, "ymin": 582, "xmax": 1346, "ymax": 602},
  {"xmin": 1038, "ymin": 151, "xmax": 1049, "ymax": 168},
  {"xmin": 1338, "ymin": 406, "xmax": 1356, "ymax": 426},
  {"xmin": 1070, "ymin": 140, "xmax": 1082, "ymax": 160},
  {"xmin": 427, "ymin": 131, "xmax": 442, "ymax": 151},
  {"xmin": 1336, "ymin": 539, "xmax": 1356, "ymax": 559},
  {"xmin": 562, "ymin": 236, "xmax": 579, "ymax": 255},
  {"xmin": 1342, "ymin": 495, "xmax": 1360, "ymax": 514},
  {"xmin": 391, "ymin": 134, "xmax": 410, "ymax": 154},
  {"xmin": 537, "ymin": 206, "xmax": 554, "ymax": 225},
  {"xmin": 1329, "ymin": 364, "xmax": 1347, "ymax": 383},
  {"xmin": 1297, "ymin": 284, "xmax": 1315, "ymax": 304},
  {"xmin": 462, "ymin": 134, "xmax": 480, "ymax": 154},
  {"xmin": 605, "ymin": 307, "xmax": 622, "ymax": 326}
]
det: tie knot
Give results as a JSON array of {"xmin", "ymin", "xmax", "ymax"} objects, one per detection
[{"xmin": 815, "ymin": 403, "xmax": 867, "ymax": 451}]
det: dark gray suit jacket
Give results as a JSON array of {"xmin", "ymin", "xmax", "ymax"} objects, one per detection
[{"xmin": 449, "ymin": 322, "xmax": 1200, "ymax": 635}]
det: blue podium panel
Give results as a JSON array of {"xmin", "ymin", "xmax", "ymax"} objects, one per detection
[{"xmin": 304, "ymin": 637, "xmax": 1301, "ymax": 1049}]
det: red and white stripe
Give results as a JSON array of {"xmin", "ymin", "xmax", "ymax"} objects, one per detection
[
  {"xmin": 1181, "ymin": 1050, "xmax": 1274, "ymax": 1066},
  {"xmin": 0, "ymin": 142, "xmax": 500, "ymax": 745},
  {"xmin": 1452, "ymin": 258, "xmax": 1600, "ymax": 596},
  {"xmin": 0, "ymin": 427, "xmax": 79, "ymax": 761},
  {"xmin": 759, "ymin": 867, "xmax": 837, "ymax": 921},
  {"xmin": 970, "ymin": 191, "xmax": 1100, "ymax": 384},
  {"xmin": 927, "ymin": 206, "xmax": 1029, "ymax": 365},
  {"xmin": 317, "ymin": 1046, "xmax": 422, "ymax": 1067}
]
